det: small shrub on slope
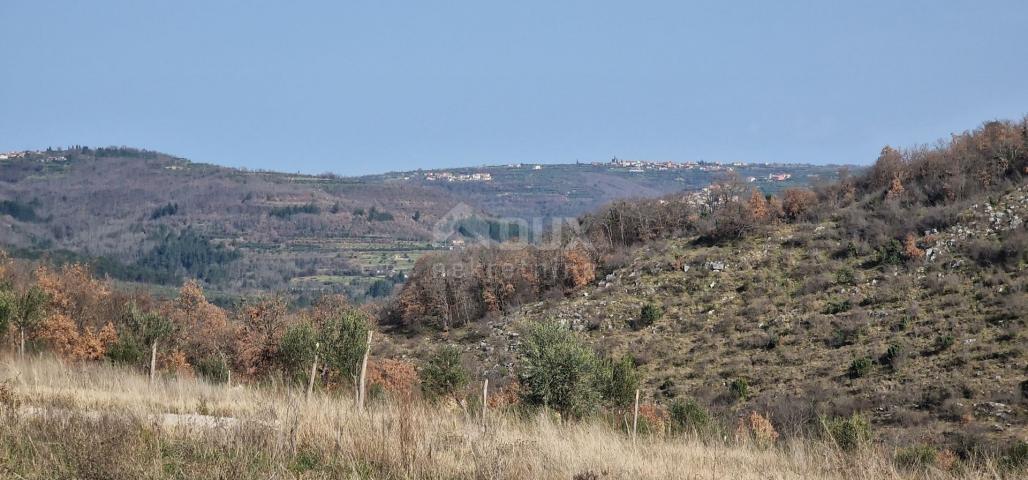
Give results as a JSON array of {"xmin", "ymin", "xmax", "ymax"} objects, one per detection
[
  {"xmin": 635, "ymin": 303, "xmax": 663, "ymax": 330},
  {"xmin": 669, "ymin": 399, "xmax": 710, "ymax": 435},
  {"xmin": 419, "ymin": 346, "xmax": 469, "ymax": 400},
  {"xmin": 729, "ymin": 378, "xmax": 749, "ymax": 402},
  {"xmin": 823, "ymin": 414, "xmax": 872, "ymax": 452},
  {"xmin": 848, "ymin": 357, "xmax": 873, "ymax": 378},
  {"xmin": 518, "ymin": 321, "xmax": 601, "ymax": 418},
  {"xmin": 598, "ymin": 355, "xmax": 639, "ymax": 410}
]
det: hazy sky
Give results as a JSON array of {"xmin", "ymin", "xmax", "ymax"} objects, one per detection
[{"xmin": 2, "ymin": 1, "xmax": 1026, "ymax": 176}]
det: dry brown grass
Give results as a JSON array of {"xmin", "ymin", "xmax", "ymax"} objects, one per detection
[{"xmin": 0, "ymin": 355, "xmax": 1014, "ymax": 479}]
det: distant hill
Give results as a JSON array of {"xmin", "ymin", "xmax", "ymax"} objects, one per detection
[
  {"xmin": 0, "ymin": 146, "xmax": 844, "ymax": 300},
  {"xmin": 378, "ymin": 160, "xmax": 845, "ymax": 220}
]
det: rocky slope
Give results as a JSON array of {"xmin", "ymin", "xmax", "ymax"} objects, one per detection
[{"xmin": 412, "ymin": 185, "xmax": 1028, "ymax": 449}]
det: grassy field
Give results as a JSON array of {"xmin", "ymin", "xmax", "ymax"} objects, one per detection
[{"xmin": 0, "ymin": 356, "xmax": 1017, "ymax": 479}]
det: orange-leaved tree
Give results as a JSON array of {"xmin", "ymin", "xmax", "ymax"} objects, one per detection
[
  {"xmin": 781, "ymin": 188, "xmax": 818, "ymax": 221},
  {"xmin": 562, "ymin": 246, "xmax": 596, "ymax": 289},
  {"xmin": 165, "ymin": 280, "xmax": 234, "ymax": 380},
  {"xmin": 235, "ymin": 296, "xmax": 289, "ymax": 377},
  {"xmin": 32, "ymin": 264, "xmax": 118, "ymax": 360},
  {"xmin": 748, "ymin": 188, "xmax": 772, "ymax": 222}
]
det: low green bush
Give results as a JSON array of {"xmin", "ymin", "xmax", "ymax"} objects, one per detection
[
  {"xmin": 1002, "ymin": 440, "xmax": 1028, "ymax": 470},
  {"xmin": 419, "ymin": 346, "xmax": 469, "ymax": 400},
  {"xmin": 669, "ymin": 399, "xmax": 710, "ymax": 434},
  {"xmin": 895, "ymin": 445, "xmax": 937, "ymax": 470},
  {"xmin": 934, "ymin": 334, "xmax": 955, "ymax": 352},
  {"xmin": 105, "ymin": 334, "xmax": 145, "ymax": 366},
  {"xmin": 279, "ymin": 322, "xmax": 318, "ymax": 384},
  {"xmin": 823, "ymin": 298, "xmax": 852, "ymax": 315},
  {"xmin": 879, "ymin": 344, "xmax": 903, "ymax": 371},
  {"xmin": 823, "ymin": 414, "xmax": 871, "ymax": 451},
  {"xmin": 848, "ymin": 357, "xmax": 872, "ymax": 378},
  {"xmin": 835, "ymin": 267, "xmax": 855, "ymax": 285},
  {"xmin": 320, "ymin": 309, "xmax": 370, "ymax": 380},
  {"xmin": 194, "ymin": 354, "xmax": 230, "ymax": 384},
  {"xmin": 0, "ymin": 291, "xmax": 11, "ymax": 337},
  {"xmin": 876, "ymin": 239, "xmax": 904, "ymax": 266},
  {"xmin": 518, "ymin": 321, "xmax": 602, "ymax": 418},
  {"xmin": 635, "ymin": 303, "xmax": 663, "ymax": 329},
  {"xmin": 730, "ymin": 378, "xmax": 749, "ymax": 401},
  {"xmin": 598, "ymin": 355, "xmax": 639, "ymax": 410}
]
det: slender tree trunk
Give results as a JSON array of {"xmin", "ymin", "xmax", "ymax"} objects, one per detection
[
  {"xmin": 441, "ymin": 284, "xmax": 451, "ymax": 331},
  {"xmin": 617, "ymin": 207, "xmax": 626, "ymax": 245},
  {"xmin": 150, "ymin": 340, "xmax": 158, "ymax": 384},
  {"xmin": 19, "ymin": 328, "xmax": 25, "ymax": 357},
  {"xmin": 358, "ymin": 331, "xmax": 373, "ymax": 411},
  {"xmin": 306, "ymin": 343, "xmax": 320, "ymax": 400}
]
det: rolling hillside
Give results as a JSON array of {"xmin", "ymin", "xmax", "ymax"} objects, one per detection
[
  {"xmin": 376, "ymin": 117, "xmax": 1028, "ymax": 455},
  {"xmin": 0, "ymin": 147, "xmax": 841, "ymax": 300},
  {"xmin": 0, "ymin": 118, "xmax": 1025, "ymax": 474},
  {"xmin": 375, "ymin": 181, "xmax": 1028, "ymax": 457}
]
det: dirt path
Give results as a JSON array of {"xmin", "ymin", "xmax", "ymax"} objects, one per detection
[{"xmin": 17, "ymin": 405, "xmax": 247, "ymax": 431}]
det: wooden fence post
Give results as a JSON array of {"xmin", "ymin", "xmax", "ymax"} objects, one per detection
[
  {"xmin": 358, "ymin": 331, "xmax": 373, "ymax": 411},
  {"xmin": 222, "ymin": 351, "xmax": 231, "ymax": 387},
  {"xmin": 482, "ymin": 378, "xmax": 489, "ymax": 430},
  {"xmin": 632, "ymin": 389, "xmax": 640, "ymax": 445},
  {"xmin": 149, "ymin": 341, "xmax": 158, "ymax": 384},
  {"xmin": 307, "ymin": 342, "xmax": 320, "ymax": 400}
]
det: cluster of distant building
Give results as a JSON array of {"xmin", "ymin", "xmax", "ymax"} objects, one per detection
[
  {"xmin": 417, "ymin": 157, "xmax": 798, "ymax": 184},
  {"xmin": 0, "ymin": 150, "xmax": 66, "ymax": 162},
  {"xmin": 424, "ymin": 171, "xmax": 494, "ymax": 182},
  {"xmin": 601, "ymin": 158, "xmax": 794, "ymax": 181},
  {"xmin": 740, "ymin": 173, "xmax": 793, "ymax": 182},
  {"xmin": 600, "ymin": 157, "xmax": 720, "ymax": 172},
  {"xmin": 505, "ymin": 163, "xmax": 544, "ymax": 170}
]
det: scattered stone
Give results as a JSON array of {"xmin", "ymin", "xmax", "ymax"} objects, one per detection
[{"xmin": 975, "ymin": 402, "xmax": 1012, "ymax": 420}]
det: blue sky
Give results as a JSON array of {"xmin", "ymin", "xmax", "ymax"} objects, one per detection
[{"xmin": 2, "ymin": 1, "xmax": 1026, "ymax": 176}]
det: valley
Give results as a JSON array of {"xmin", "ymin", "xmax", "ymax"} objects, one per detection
[{"xmin": 0, "ymin": 147, "xmax": 842, "ymax": 302}]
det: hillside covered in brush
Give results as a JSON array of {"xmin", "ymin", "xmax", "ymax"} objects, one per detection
[
  {"xmin": 387, "ymin": 117, "xmax": 1028, "ymax": 453},
  {"xmin": 0, "ymin": 117, "xmax": 1024, "ymax": 468}
]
